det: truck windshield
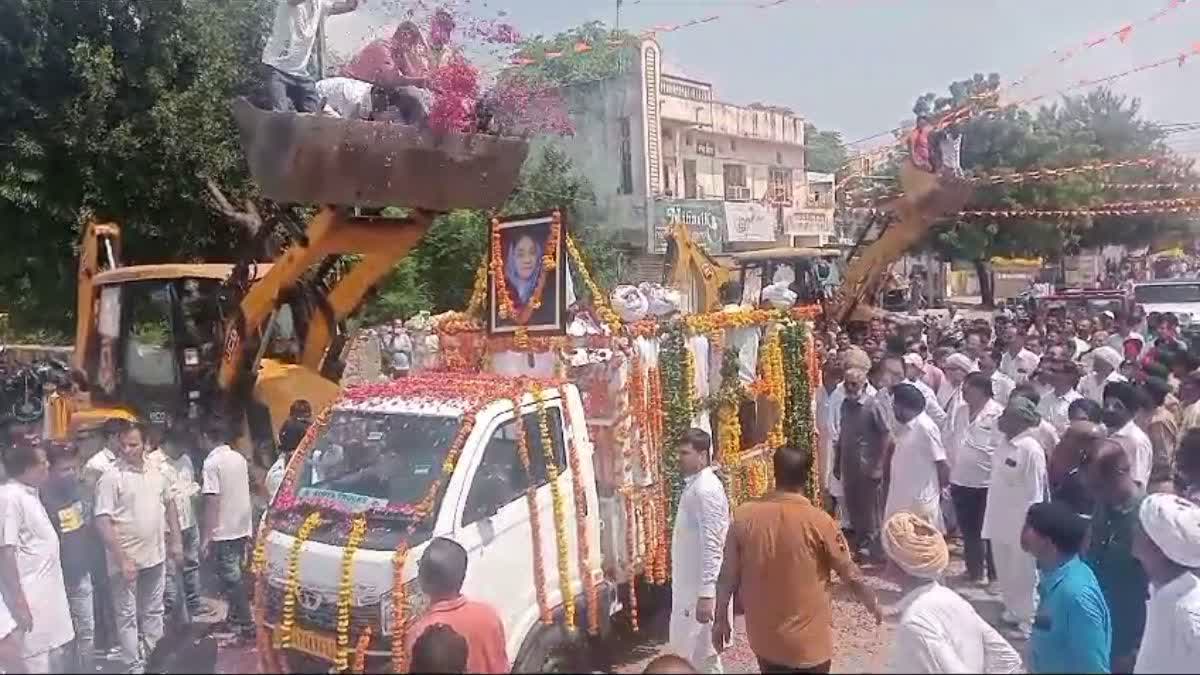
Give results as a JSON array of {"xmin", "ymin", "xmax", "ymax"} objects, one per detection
[
  {"xmin": 295, "ymin": 410, "xmax": 460, "ymax": 512},
  {"xmin": 1135, "ymin": 283, "xmax": 1200, "ymax": 304}
]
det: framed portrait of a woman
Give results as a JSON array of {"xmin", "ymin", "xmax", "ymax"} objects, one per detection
[{"xmin": 487, "ymin": 210, "xmax": 568, "ymax": 335}]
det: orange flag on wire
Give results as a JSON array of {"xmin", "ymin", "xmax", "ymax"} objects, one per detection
[{"xmin": 1116, "ymin": 25, "xmax": 1134, "ymax": 43}]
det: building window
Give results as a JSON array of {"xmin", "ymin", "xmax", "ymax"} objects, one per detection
[
  {"xmin": 776, "ymin": 151, "xmax": 783, "ymax": 165},
  {"xmin": 769, "ymin": 167, "xmax": 793, "ymax": 205},
  {"xmin": 619, "ymin": 117, "xmax": 633, "ymax": 195},
  {"xmin": 730, "ymin": 139, "xmax": 737, "ymax": 152},
  {"xmin": 724, "ymin": 163, "xmax": 749, "ymax": 201},
  {"xmin": 684, "ymin": 159, "xmax": 697, "ymax": 199}
]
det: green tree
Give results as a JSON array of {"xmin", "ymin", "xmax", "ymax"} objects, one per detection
[
  {"xmin": 804, "ymin": 123, "xmax": 848, "ymax": 174},
  {"xmin": 361, "ymin": 145, "xmax": 622, "ymax": 323},
  {"xmin": 0, "ymin": 0, "xmax": 272, "ymax": 338},
  {"xmin": 911, "ymin": 74, "xmax": 1190, "ymax": 306},
  {"xmin": 509, "ymin": 21, "xmax": 637, "ymax": 87}
]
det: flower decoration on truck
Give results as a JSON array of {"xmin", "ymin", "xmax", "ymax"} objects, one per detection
[
  {"xmin": 335, "ymin": 515, "xmax": 369, "ymax": 672},
  {"xmin": 510, "ymin": 391, "xmax": 553, "ymax": 625},
  {"xmin": 532, "ymin": 385, "xmax": 577, "ymax": 630}
]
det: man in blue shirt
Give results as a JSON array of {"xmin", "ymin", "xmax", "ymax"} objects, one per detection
[{"xmin": 1022, "ymin": 501, "xmax": 1113, "ymax": 673}]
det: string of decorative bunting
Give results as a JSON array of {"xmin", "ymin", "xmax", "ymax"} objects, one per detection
[
  {"xmin": 845, "ymin": 0, "xmax": 1193, "ymax": 148},
  {"xmin": 842, "ymin": 39, "xmax": 1200, "ymax": 175},
  {"xmin": 842, "ymin": 157, "xmax": 1168, "ymax": 204},
  {"xmin": 849, "ymin": 202, "xmax": 1200, "ymax": 219},
  {"xmin": 1103, "ymin": 182, "xmax": 1200, "ymax": 190}
]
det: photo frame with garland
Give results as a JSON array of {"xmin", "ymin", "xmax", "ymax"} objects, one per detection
[{"xmin": 486, "ymin": 209, "xmax": 569, "ymax": 336}]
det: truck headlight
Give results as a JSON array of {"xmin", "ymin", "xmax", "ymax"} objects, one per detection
[{"xmin": 379, "ymin": 583, "xmax": 430, "ymax": 636}]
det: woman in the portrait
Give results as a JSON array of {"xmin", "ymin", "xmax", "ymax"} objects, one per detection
[{"xmin": 505, "ymin": 232, "xmax": 544, "ymax": 312}]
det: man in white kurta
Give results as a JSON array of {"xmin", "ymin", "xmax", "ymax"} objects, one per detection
[
  {"xmin": 882, "ymin": 512, "xmax": 1022, "ymax": 674},
  {"xmin": 1036, "ymin": 360, "xmax": 1083, "ymax": 436},
  {"xmin": 0, "ymin": 445, "xmax": 74, "ymax": 672},
  {"xmin": 885, "ymin": 384, "xmax": 949, "ymax": 531},
  {"xmin": 982, "ymin": 398, "xmax": 1048, "ymax": 636},
  {"xmin": 1133, "ymin": 493, "xmax": 1200, "ymax": 674},
  {"xmin": 670, "ymin": 429, "xmax": 730, "ymax": 673},
  {"xmin": 1103, "ymin": 380, "xmax": 1155, "ymax": 488}
]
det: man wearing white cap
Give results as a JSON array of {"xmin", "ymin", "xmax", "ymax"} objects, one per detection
[
  {"xmin": 1132, "ymin": 493, "xmax": 1200, "ymax": 673},
  {"xmin": 939, "ymin": 353, "xmax": 976, "ymax": 427},
  {"xmin": 882, "ymin": 512, "xmax": 1022, "ymax": 673},
  {"xmin": 1081, "ymin": 346, "xmax": 1126, "ymax": 404}
]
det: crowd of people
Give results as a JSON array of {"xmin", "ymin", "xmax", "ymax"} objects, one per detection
[
  {"xmin": 658, "ymin": 300, "xmax": 1200, "ymax": 674},
  {"xmin": 805, "ymin": 303, "xmax": 1200, "ymax": 672}
]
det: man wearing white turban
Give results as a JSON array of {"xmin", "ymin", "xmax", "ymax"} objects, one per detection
[
  {"xmin": 883, "ymin": 512, "xmax": 1022, "ymax": 674},
  {"xmin": 1081, "ymin": 346, "xmax": 1127, "ymax": 404},
  {"xmin": 1132, "ymin": 493, "xmax": 1200, "ymax": 673}
]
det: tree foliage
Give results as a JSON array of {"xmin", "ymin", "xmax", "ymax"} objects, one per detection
[
  {"xmin": 804, "ymin": 123, "xmax": 848, "ymax": 174},
  {"xmin": 361, "ymin": 145, "xmax": 623, "ymax": 323},
  {"xmin": 508, "ymin": 21, "xmax": 637, "ymax": 87},
  {"xmin": 909, "ymin": 73, "xmax": 1194, "ymax": 303},
  {"xmin": 0, "ymin": 0, "xmax": 272, "ymax": 338}
]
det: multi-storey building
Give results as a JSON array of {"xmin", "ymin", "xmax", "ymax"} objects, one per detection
[{"xmin": 549, "ymin": 39, "xmax": 836, "ymax": 278}]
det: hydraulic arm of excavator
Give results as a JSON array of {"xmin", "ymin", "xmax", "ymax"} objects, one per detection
[
  {"xmin": 830, "ymin": 162, "xmax": 973, "ymax": 324},
  {"xmin": 216, "ymin": 207, "xmax": 436, "ymax": 432},
  {"xmin": 72, "ymin": 221, "xmax": 123, "ymax": 374},
  {"xmin": 664, "ymin": 221, "xmax": 732, "ymax": 312}
]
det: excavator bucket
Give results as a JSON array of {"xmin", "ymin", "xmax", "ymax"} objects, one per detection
[
  {"xmin": 893, "ymin": 161, "xmax": 973, "ymax": 218},
  {"xmin": 231, "ymin": 98, "xmax": 530, "ymax": 210}
]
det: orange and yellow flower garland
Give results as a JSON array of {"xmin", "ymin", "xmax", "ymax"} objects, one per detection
[
  {"xmin": 335, "ymin": 515, "xmax": 368, "ymax": 672},
  {"xmin": 623, "ymin": 491, "xmax": 639, "ymax": 632},
  {"xmin": 561, "ymin": 398, "xmax": 601, "ymax": 635},
  {"xmin": 532, "ymin": 386, "xmax": 576, "ymax": 630},
  {"xmin": 511, "ymin": 394, "xmax": 552, "ymax": 625},
  {"xmin": 565, "ymin": 234, "xmax": 622, "ymax": 333},
  {"xmin": 279, "ymin": 512, "xmax": 323, "ymax": 648},
  {"xmin": 389, "ymin": 541, "xmax": 410, "ymax": 673},
  {"xmin": 761, "ymin": 328, "xmax": 787, "ymax": 449}
]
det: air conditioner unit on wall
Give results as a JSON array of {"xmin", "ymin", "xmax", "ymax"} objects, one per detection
[{"xmin": 726, "ymin": 186, "xmax": 751, "ymax": 201}]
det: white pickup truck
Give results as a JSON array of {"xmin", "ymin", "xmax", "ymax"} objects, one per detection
[{"xmin": 255, "ymin": 371, "xmax": 651, "ymax": 672}]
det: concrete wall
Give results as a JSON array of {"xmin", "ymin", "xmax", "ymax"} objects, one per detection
[{"xmin": 547, "ymin": 74, "xmax": 651, "ymax": 248}]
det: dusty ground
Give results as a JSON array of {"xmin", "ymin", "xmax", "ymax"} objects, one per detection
[{"xmin": 210, "ymin": 552, "xmax": 1028, "ymax": 674}]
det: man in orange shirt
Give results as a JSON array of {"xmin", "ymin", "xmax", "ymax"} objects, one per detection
[
  {"xmin": 713, "ymin": 445, "xmax": 882, "ymax": 673},
  {"xmin": 405, "ymin": 537, "xmax": 508, "ymax": 673}
]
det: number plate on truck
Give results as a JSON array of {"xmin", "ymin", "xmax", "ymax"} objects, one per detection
[{"xmin": 277, "ymin": 626, "xmax": 338, "ymax": 661}]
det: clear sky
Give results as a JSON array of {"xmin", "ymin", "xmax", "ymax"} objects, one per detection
[{"xmin": 326, "ymin": 0, "xmax": 1200, "ymax": 152}]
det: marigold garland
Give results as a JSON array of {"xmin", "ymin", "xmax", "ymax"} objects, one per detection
[
  {"xmin": 562, "ymin": 399, "xmax": 601, "ymax": 635},
  {"xmin": 390, "ymin": 541, "xmax": 410, "ymax": 673},
  {"xmin": 760, "ymin": 327, "xmax": 787, "ymax": 449},
  {"xmin": 779, "ymin": 321, "xmax": 820, "ymax": 501},
  {"xmin": 465, "ymin": 258, "xmax": 489, "ymax": 317},
  {"xmin": 279, "ymin": 512, "xmax": 323, "ymax": 648},
  {"xmin": 335, "ymin": 515, "xmax": 368, "ymax": 672},
  {"xmin": 565, "ymin": 234, "xmax": 622, "ymax": 333},
  {"xmin": 623, "ymin": 490, "xmax": 639, "ymax": 632},
  {"xmin": 627, "ymin": 351, "xmax": 651, "ymax": 481},
  {"xmin": 532, "ymin": 386, "xmax": 576, "ymax": 630},
  {"xmin": 511, "ymin": 393, "xmax": 553, "ymax": 624}
]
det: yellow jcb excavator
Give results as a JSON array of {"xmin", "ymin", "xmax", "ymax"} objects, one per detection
[
  {"xmin": 65, "ymin": 99, "xmax": 530, "ymax": 451},
  {"xmin": 663, "ymin": 161, "xmax": 970, "ymax": 321}
]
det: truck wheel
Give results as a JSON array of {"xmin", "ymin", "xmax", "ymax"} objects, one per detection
[{"xmin": 511, "ymin": 624, "xmax": 582, "ymax": 674}]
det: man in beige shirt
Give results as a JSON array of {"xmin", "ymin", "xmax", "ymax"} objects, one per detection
[{"xmin": 94, "ymin": 422, "xmax": 182, "ymax": 674}]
